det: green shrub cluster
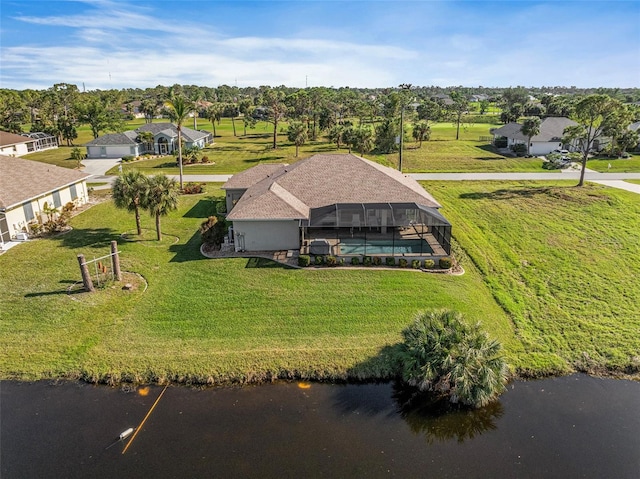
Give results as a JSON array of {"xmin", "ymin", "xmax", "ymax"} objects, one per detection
[
  {"xmin": 325, "ymin": 255, "xmax": 337, "ymax": 266},
  {"xmin": 351, "ymin": 257, "xmax": 360, "ymax": 266},
  {"xmin": 385, "ymin": 257, "xmax": 395, "ymax": 266},
  {"xmin": 363, "ymin": 256, "xmax": 372, "ymax": 266},
  {"xmin": 439, "ymin": 257, "xmax": 453, "ymax": 269},
  {"xmin": 423, "ymin": 259, "xmax": 435, "ymax": 269},
  {"xmin": 372, "ymin": 256, "xmax": 382, "ymax": 266},
  {"xmin": 121, "ymin": 155, "xmax": 135, "ymax": 162},
  {"xmin": 298, "ymin": 255, "xmax": 310, "ymax": 267},
  {"xmin": 411, "ymin": 259, "xmax": 421, "ymax": 269},
  {"xmin": 314, "ymin": 255, "xmax": 324, "ymax": 266},
  {"xmin": 398, "ymin": 258, "xmax": 408, "ymax": 268}
]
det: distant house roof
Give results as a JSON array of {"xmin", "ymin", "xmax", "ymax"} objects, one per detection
[
  {"xmin": 0, "ymin": 155, "xmax": 90, "ymax": 210},
  {"xmin": 0, "ymin": 131, "xmax": 35, "ymax": 147},
  {"xmin": 136, "ymin": 123, "xmax": 210, "ymax": 142},
  {"xmin": 225, "ymin": 154, "xmax": 442, "ymax": 221},
  {"xmin": 491, "ymin": 117, "xmax": 578, "ymax": 142},
  {"xmin": 85, "ymin": 131, "xmax": 138, "ymax": 146}
]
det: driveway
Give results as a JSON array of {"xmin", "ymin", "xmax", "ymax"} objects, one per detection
[{"xmin": 81, "ymin": 158, "xmax": 122, "ymax": 187}]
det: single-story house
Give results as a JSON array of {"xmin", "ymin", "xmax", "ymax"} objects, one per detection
[
  {"xmin": 222, "ymin": 154, "xmax": 452, "ymax": 257},
  {"xmin": 0, "ymin": 131, "xmax": 36, "ymax": 157},
  {"xmin": 490, "ymin": 117, "xmax": 579, "ymax": 155},
  {"xmin": 0, "ymin": 155, "xmax": 90, "ymax": 244},
  {"xmin": 85, "ymin": 123, "xmax": 213, "ymax": 159}
]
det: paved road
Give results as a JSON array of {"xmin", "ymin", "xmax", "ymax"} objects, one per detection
[{"xmin": 81, "ymin": 159, "xmax": 640, "ymax": 195}]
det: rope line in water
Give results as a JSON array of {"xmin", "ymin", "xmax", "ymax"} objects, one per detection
[{"xmin": 122, "ymin": 384, "xmax": 168, "ymax": 455}]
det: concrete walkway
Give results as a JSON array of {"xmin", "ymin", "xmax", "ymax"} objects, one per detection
[{"xmin": 81, "ymin": 158, "xmax": 122, "ymax": 188}]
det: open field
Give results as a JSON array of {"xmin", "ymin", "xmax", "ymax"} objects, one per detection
[
  {"xmin": 1, "ymin": 181, "xmax": 638, "ymax": 384},
  {"xmin": 428, "ymin": 180, "xmax": 640, "ymax": 375}
]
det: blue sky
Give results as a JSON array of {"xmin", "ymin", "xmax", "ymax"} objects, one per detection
[{"xmin": 1, "ymin": 0, "xmax": 639, "ymax": 90}]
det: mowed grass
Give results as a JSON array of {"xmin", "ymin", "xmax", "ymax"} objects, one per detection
[
  {"xmin": 0, "ymin": 188, "xmax": 517, "ymax": 384},
  {"xmin": 586, "ymin": 154, "xmax": 640, "ymax": 172},
  {"xmin": 427, "ymin": 180, "xmax": 640, "ymax": 375},
  {"xmin": 2, "ymin": 180, "xmax": 639, "ymax": 384}
]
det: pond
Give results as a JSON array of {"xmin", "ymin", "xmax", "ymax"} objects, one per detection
[{"xmin": 1, "ymin": 374, "xmax": 639, "ymax": 478}]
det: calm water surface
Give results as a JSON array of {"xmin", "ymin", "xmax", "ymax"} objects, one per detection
[{"xmin": 1, "ymin": 375, "xmax": 639, "ymax": 478}]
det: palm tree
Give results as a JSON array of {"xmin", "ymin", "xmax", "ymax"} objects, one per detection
[
  {"xmin": 397, "ymin": 309, "xmax": 508, "ymax": 408},
  {"xmin": 144, "ymin": 175, "xmax": 179, "ymax": 241},
  {"xmin": 353, "ymin": 125, "xmax": 374, "ymax": 155},
  {"xmin": 520, "ymin": 117, "xmax": 541, "ymax": 156},
  {"xmin": 164, "ymin": 92, "xmax": 194, "ymax": 190},
  {"xmin": 287, "ymin": 120, "xmax": 308, "ymax": 157},
  {"xmin": 412, "ymin": 120, "xmax": 431, "ymax": 148},
  {"xmin": 206, "ymin": 103, "xmax": 223, "ymax": 138},
  {"xmin": 112, "ymin": 170, "xmax": 148, "ymax": 235},
  {"xmin": 137, "ymin": 131, "xmax": 154, "ymax": 154}
]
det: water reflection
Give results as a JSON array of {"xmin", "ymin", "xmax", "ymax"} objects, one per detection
[{"xmin": 392, "ymin": 383, "xmax": 503, "ymax": 443}]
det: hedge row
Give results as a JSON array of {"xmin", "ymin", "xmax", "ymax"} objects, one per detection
[{"xmin": 298, "ymin": 255, "xmax": 453, "ymax": 269}]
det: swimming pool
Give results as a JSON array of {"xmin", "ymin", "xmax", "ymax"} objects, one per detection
[{"xmin": 338, "ymin": 238, "xmax": 433, "ymax": 255}]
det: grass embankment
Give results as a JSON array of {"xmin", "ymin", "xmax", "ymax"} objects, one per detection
[
  {"xmin": 2, "ymin": 181, "xmax": 639, "ymax": 384},
  {"xmin": 0, "ymin": 188, "xmax": 516, "ymax": 384},
  {"xmin": 429, "ymin": 181, "xmax": 640, "ymax": 375},
  {"xmin": 586, "ymin": 154, "xmax": 640, "ymax": 172}
]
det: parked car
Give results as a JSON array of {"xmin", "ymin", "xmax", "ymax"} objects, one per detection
[{"xmin": 553, "ymin": 149, "xmax": 570, "ymax": 155}]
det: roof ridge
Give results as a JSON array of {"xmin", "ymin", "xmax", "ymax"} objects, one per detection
[{"xmin": 269, "ymin": 181, "xmax": 309, "ymax": 216}]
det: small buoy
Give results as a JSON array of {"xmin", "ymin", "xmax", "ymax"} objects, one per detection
[{"xmin": 119, "ymin": 428, "xmax": 134, "ymax": 440}]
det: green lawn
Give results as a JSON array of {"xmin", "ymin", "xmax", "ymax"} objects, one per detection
[
  {"xmin": 0, "ymin": 188, "xmax": 516, "ymax": 384},
  {"xmin": 626, "ymin": 180, "xmax": 640, "ymax": 185},
  {"xmin": 1, "ymin": 181, "xmax": 639, "ymax": 384},
  {"xmin": 586, "ymin": 154, "xmax": 640, "ymax": 172},
  {"xmin": 427, "ymin": 180, "xmax": 640, "ymax": 375}
]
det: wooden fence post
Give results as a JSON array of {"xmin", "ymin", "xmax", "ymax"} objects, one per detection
[
  {"xmin": 77, "ymin": 254, "xmax": 95, "ymax": 292},
  {"xmin": 111, "ymin": 241, "xmax": 122, "ymax": 281}
]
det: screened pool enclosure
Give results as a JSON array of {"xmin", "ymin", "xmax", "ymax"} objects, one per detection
[{"xmin": 300, "ymin": 203, "xmax": 451, "ymax": 257}]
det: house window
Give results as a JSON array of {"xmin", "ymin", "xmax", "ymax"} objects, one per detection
[
  {"xmin": 70, "ymin": 184, "xmax": 78, "ymax": 200},
  {"xmin": 52, "ymin": 191, "xmax": 62, "ymax": 208},
  {"xmin": 23, "ymin": 202, "xmax": 35, "ymax": 222},
  {"xmin": 130, "ymin": 146, "xmax": 136, "ymax": 155}
]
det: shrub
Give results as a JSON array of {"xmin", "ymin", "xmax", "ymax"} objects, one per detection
[
  {"xmin": 423, "ymin": 259, "xmax": 435, "ymax": 269},
  {"xmin": 298, "ymin": 255, "xmax": 310, "ymax": 267},
  {"xmin": 215, "ymin": 200, "xmax": 227, "ymax": 215},
  {"xmin": 338, "ymin": 258, "xmax": 345, "ymax": 266},
  {"xmin": 411, "ymin": 259, "xmax": 420, "ymax": 269},
  {"xmin": 314, "ymin": 255, "xmax": 324, "ymax": 266},
  {"xmin": 121, "ymin": 155, "xmax": 135, "ymax": 162},
  {"xmin": 201, "ymin": 155, "xmax": 210, "ymax": 164},
  {"xmin": 351, "ymin": 257, "xmax": 360, "ymax": 266},
  {"xmin": 363, "ymin": 256, "xmax": 372, "ymax": 266},
  {"xmin": 325, "ymin": 255, "xmax": 337, "ymax": 266},
  {"xmin": 398, "ymin": 258, "xmax": 408, "ymax": 268},
  {"xmin": 439, "ymin": 257, "xmax": 453, "ymax": 269},
  {"xmin": 396, "ymin": 309, "xmax": 508, "ymax": 408},
  {"xmin": 182, "ymin": 182, "xmax": 205, "ymax": 194},
  {"xmin": 385, "ymin": 257, "xmax": 395, "ymax": 266},
  {"xmin": 199, "ymin": 215, "xmax": 228, "ymax": 246},
  {"xmin": 372, "ymin": 256, "xmax": 382, "ymax": 266}
]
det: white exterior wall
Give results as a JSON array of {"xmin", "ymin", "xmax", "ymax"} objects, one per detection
[
  {"xmin": 3, "ymin": 181, "xmax": 88, "ymax": 239},
  {"xmin": 87, "ymin": 145, "xmax": 139, "ymax": 159},
  {"xmin": 0, "ymin": 143, "xmax": 32, "ymax": 157},
  {"xmin": 232, "ymin": 220, "xmax": 300, "ymax": 251},
  {"xmin": 530, "ymin": 141, "xmax": 563, "ymax": 156}
]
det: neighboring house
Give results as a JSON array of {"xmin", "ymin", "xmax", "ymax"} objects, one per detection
[
  {"xmin": 431, "ymin": 93, "xmax": 454, "ymax": 106},
  {"xmin": 470, "ymin": 94, "xmax": 489, "ymax": 102},
  {"xmin": 23, "ymin": 132, "xmax": 58, "ymax": 152},
  {"xmin": 629, "ymin": 122, "xmax": 640, "ymax": 151},
  {"xmin": 85, "ymin": 123, "xmax": 213, "ymax": 159},
  {"xmin": 0, "ymin": 155, "xmax": 90, "ymax": 244},
  {"xmin": 222, "ymin": 154, "xmax": 452, "ymax": 257},
  {"xmin": 490, "ymin": 117, "xmax": 579, "ymax": 155},
  {"xmin": 0, "ymin": 131, "xmax": 36, "ymax": 157}
]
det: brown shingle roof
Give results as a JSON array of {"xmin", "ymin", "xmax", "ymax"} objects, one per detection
[
  {"xmin": 0, "ymin": 155, "xmax": 90, "ymax": 210},
  {"xmin": 0, "ymin": 131, "xmax": 35, "ymax": 147},
  {"xmin": 227, "ymin": 154, "xmax": 441, "ymax": 221},
  {"xmin": 222, "ymin": 163, "xmax": 288, "ymax": 189}
]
